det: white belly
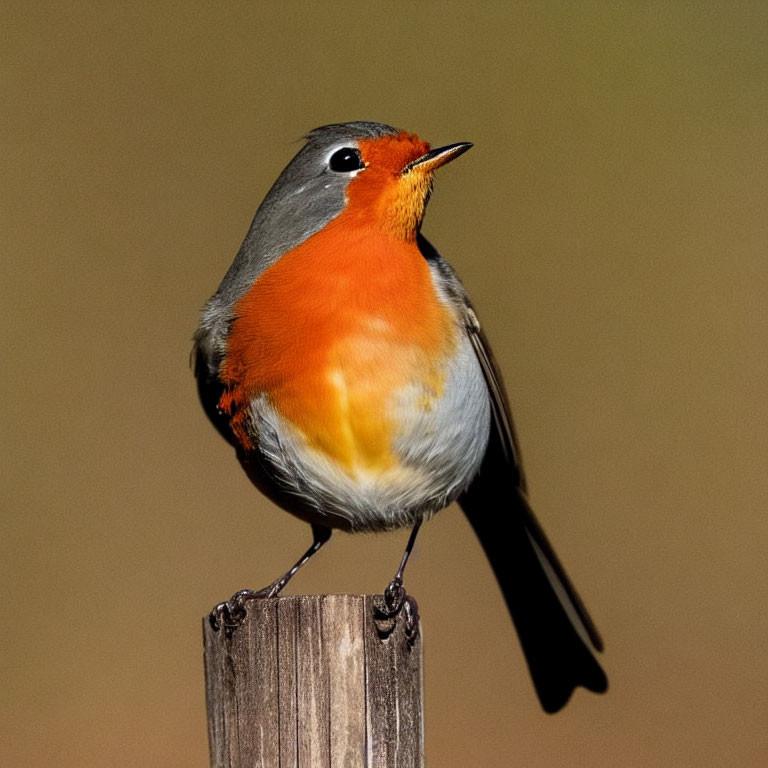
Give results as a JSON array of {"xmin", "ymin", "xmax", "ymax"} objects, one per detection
[{"xmin": 247, "ymin": 331, "xmax": 491, "ymax": 531}]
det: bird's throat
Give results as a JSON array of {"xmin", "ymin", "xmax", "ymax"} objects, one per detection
[{"xmin": 376, "ymin": 171, "xmax": 433, "ymax": 241}]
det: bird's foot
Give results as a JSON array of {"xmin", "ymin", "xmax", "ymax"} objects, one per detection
[
  {"xmin": 384, "ymin": 576, "xmax": 406, "ymax": 615},
  {"xmin": 374, "ymin": 578, "xmax": 420, "ymax": 644},
  {"xmin": 209, "ymin": 582, "xmax": 281, "ymax": 635}
]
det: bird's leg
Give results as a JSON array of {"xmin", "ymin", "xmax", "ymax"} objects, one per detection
[
  {"xmin": 210, "ymin": 524, "xmax": 332, "ymax": 633},
  {"xmin": 383, "ymin": 520, "xmax": 422, "ymax": 617}
]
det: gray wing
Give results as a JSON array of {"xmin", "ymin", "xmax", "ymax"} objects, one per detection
[{"xmin": 419, "ymin": 233, "xmax": 527, "ymax": 490}]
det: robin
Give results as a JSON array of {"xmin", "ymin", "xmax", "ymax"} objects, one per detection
[{"xmin": 193, "ymin": 121, "xmax": 607, "ymax": 713}]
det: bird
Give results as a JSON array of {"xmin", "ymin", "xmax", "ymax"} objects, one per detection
[{"xmin": 193, "ymin": 121, "xmax": 607, "ymax": 713}]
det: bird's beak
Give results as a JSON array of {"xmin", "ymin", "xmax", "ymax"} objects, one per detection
[{"xmin": 402, "ymin": 142, "xmax": 473, "ymax": 175}]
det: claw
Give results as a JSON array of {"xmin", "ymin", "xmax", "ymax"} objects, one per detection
[
  {"xmin": 383, "ymin": 577, "xmax": 406, "ymax": 616},
  {"xmin": 402, "ymin": 596, "xmax": 420, "ymax": 644},
  {"xmin": 208, "ymin": 587, "xmax": 272, "ymax": 635},
  {"xmin": 373, "ymin": 579, "xmax": 420, "ymax": 643}
]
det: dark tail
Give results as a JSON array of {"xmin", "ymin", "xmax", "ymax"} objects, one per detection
[{"xmin": 459, "ymin": 464, "xmax": 608, "ymax": 713}]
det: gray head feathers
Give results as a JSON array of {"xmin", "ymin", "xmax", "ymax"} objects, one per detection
[{"xmin": 304, "ymin": 121, "xmax": 399, "ymax": 144}]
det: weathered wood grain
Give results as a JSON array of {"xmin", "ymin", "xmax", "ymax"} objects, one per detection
[{"xmin": 203, "ymin": 594, "xmax": 423, "ymax": 768}]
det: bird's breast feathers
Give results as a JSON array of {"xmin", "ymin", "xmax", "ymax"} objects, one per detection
[{"xmin": 216, "ymin": 224, "xmax": 490, "ymax": 528}]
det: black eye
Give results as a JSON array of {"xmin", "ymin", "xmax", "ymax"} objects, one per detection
[{"xmin": 329, "ymin": 147, "xmax": 364, "ymax": 173}]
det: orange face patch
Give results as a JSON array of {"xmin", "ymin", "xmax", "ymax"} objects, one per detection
[
  {"xmin": 339, "ymin": 132, "xmax": 434, "ymax": 240},
  {"xmin": 359, "ymin": 132, "xmax": 430, "ymax": 175}
]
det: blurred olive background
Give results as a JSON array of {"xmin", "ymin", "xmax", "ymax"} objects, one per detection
[{"xmin": 3, "ymin": 2, "xmax": 767, "ymax": 766}]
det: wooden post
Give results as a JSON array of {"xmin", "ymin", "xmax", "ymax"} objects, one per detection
[{"xmin": 203, "ymin": 594, "xmax": 424, "ymax": 768}]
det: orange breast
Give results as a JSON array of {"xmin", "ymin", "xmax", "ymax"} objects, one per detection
[{"xmin": 219, "ymin": 216, "xmax": 456, "ymax": 473}]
